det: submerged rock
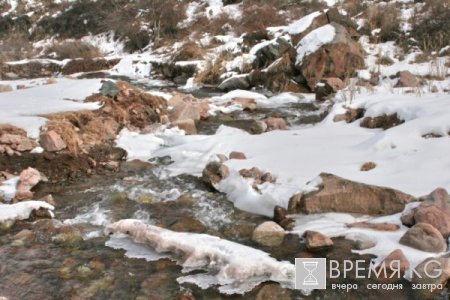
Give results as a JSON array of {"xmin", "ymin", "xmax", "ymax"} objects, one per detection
[
  {"xmin": 288, "ymin": 173, "xmax": 415, "ymax": 215},
  {"xmin": 252, "ymin": 221, "xmax": 286, "ymax": 247}
]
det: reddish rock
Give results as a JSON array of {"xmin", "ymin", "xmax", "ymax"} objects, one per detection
[
  {"xmin": 229, "ymin": 151, "xmax": 247, "ymax": 160},
  {"xmin": 273, "ymin": 206, "xmax": 288, "ymax": 224},
  {"xmin": 233, "ymin": 97, "xmax": 257, "ymax": 111},
  {"xmin": 377, "ymin": 249, "xmax": 410, "ymax": 281},
  {"xmin": 297, "ymin": 23, "xmax": 365, "ymax": 90},
  {"xmin": 414, "ymin": 206, "xmax": 450, "ymax": 238},
  {"xmin": 360, "ymin": 113, "xmax": 404, "ymax": 130},
  {"xmin": 399, "ymin": 223, "xmax": 447, "ymax": 253},
  {"xmin": 0, "ymin": 133, "xmax": 34, "ymax": 151},
  {"xmin": 395, "ymin": 70, "xmax": 419, "ymax": 88},
  {"xmin": 173, "ymin": 119, "xmax": 197, "ymax": 135},
  {"xmin": 333, "ymin": 107, "xmax": 365, "ymax": 123},
  {"xmin": 360, "ymin": 162, "xmax": 376, "ymax": 171},
  {"xmin": 412, "ymin": 256, "xmax": 450, "ymax": 297},
  {"xmin": 304, "ymin": 230, "xmax": 334, "ymax": 251},
  {"xmin": 39, "ymin": 130, "xmax": 67, "ymax": 152},
  {"xmin": 265, "ymin": 117, "xmax": 288, "ymax": 131},
  {"xmin": 315, "ymin": 77, "xmax": 346, "ymax": 101},
  {"xmin": 289, "ymin": 173, "xmax": 415, "ymax": 215},
  {"xmin": 16, "ymin": 167, "xmax": 41, "ymax": 200},
  {"xmin": 347, "ymin": 222, "xmax": 400, "ymax": 231},
  {"xmin": 0, "ymin": 84, "xmax": 13, "ymax": 93}
]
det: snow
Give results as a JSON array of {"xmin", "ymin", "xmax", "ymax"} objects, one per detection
[
  {"xmin": 109, "ymin": 54, "xmax": 154, "ymax": 78},
  {"xmin": 106, "ymin": 219, "xmax": 295, "ymax": 294},
  {"xmin": 0, "ymin": 78, "xmax": 102, "ymax": 138},
  {"xmin": 117, "ymin": 87, "xmax": 450, "ymax": 218},
  {"xmin": 81, "ymin": 32, "xmax": 124, "ymax": 56},
  {"xmin": 0, "ymin": 177, "xmax": 20, "ymax": 202},
  {"xmin": 284, "ymin": 11, "xmax": 323, "ymax": 35},
  {"xmin": 296, "ymin": 24, "xmax": 336, "ymax": 65},
  {"xmin": 0, "ymin": 201, "xmax": 54, "ymax": 223}
]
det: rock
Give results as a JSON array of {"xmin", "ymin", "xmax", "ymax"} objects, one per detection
[
  {"xmin": 61, "ymin": 58, "xmax": 120, "ymax": 75},
  {"xmin": 261, "ymin": 172, "xmax": 275, "ymax": 183},
  {"xmin": 399, "ymin": 223, "xmax": 447, "ymax": 253},
  {"xmin": 347, "ymin": 222, "xmax": 400, "ymax": 231},
  {"xmin": 360, "ymin": 113, "xmax": 404, "ymax": 129},
  {"xmin": 353, "ymin": 240, "xmax": 376, "ymax": 250},
  {"xmin": 99, "ymin": 80, "xmax": 121, "ymax": 97},
  {"xmin": 273, "ymin": 206, "xmax": 288, "ymax": 224},
  {"xmin": 0, "ymin": 84, "xmax": 13, "ymax": 93},
  {"xmin": 202, "ymin": 161, "xmax": 230, "ymax": 187},
  {"xmin": 252, "ymin": 37, "xmax": 293, "ymax": 69},
  {"xmin": 250, "ymin": 120, "xmax": 268, "ymax": 134},
  {"xmin": 412, "ymin": 256, "xmax": 450, "ymax": 296},
  {"xmin": 304, "ymin": 230, "xmax": 334, "ymax": 251},
  {"xmin": 13, "ymin": 229, "xmax": 34, "ymax": 241},
  {"xmin": 39, "ymin": 194, "xmax": 56, "ymax": 206},
  {"xmin": 297, "ymin": 23, "xmax": 365, "ymax": 90},
  {"xmin": 229, "ymin": 151, "xmax": 246, "ymax": 160},
  {"xmin": 168, "ymin": 94, "xmax": 202, "ymax": 123},
  {"xmin": 315, "ymin": 77, "xmax": 345, "ymax": 101},
  {"xmin": 39, "ymin": 130, "xmax": 67, "ymax": 152},
  {"xmin": 289, "ymin": 173, "xmax": 415, "ymax": 215},
  {"xmin": 395, "ymin": 70, "xmax": 419, "ymax": 88},
  {"xmin": 265, "ymin": 117, "xmax": 288, "ymax": 131},
  {"xmin": 218, "ymin": 75, "xmax": 250, "ymax": 91},
  {"xmin": 233, "ymin": 97, "xmax": 257, "ymax": 111},
  {"xmin": 173, "ymin": 119, "xmax": 197, "ymax": 135},
  {"xmin": 414, "ymin": 206, "xmax": 450, "ymax": 238},
  {"xmin": 0, "ymin": 133, "xmax": 35, "ymax": 151},
  {"xmin": 255, "ymin": 283, "xmax": 292, "ymax": 300},
  {"xmin": 377, "ymin": 249, "xmax": 410, "ymax": 281},
  {"xmin": 252, "ymin": 221, "xmax": 286, "ymax": 247},
  {"xmin": 16, "ymin": 167, "xmax": 41, "ymax": 200},
  {"xmin": 360, "ymin": 162, "xmax": 376, "ymax": 171},
  {"xmin": 169, "ymin": 217, "xmax": 206, "ymax": 233}
]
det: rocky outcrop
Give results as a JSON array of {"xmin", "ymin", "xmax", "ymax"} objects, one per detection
[
  {"xmin": 399, "ymin": 223, "xmax": 447, "ymax": 253},
  {"xmin": 296, "ymin": 23, "xmax": 365, "ymax": 90},
  {"xmin": 252, "ymin": 221, "xmax": 285, "ymax": 247},
  {"xmin": 288, "ymin": 173, "xmax": 415, "ymax": 215}
]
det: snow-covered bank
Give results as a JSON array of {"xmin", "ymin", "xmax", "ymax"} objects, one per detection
[
  {"xmin": 0, "ymin": 78, "xmax": 102, "ymax": 138},
  {"xmin": 106, "ymin": 219, "xmax": 295, "ymax": 294}
]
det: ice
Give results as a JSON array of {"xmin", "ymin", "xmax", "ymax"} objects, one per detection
[
  {"xmin": 0, "ymin": 201, "xmax": 54, "ymax": 223},
  {"xmin": 106, "ymin": 219, "xmax": 295, "ymax": 294}
]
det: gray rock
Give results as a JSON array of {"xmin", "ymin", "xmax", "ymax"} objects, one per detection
[{"xmin": 99, "ymin": 80, "xmax": 121, "ymax": 97}]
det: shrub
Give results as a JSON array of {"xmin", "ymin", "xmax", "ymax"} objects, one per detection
[
  {"xmin": 410, "ymin": 0, "xmax": 450, "ymax": 52},
  {"xmin": 46, "ymin": 41, "xmax": 103, "ymax": 60},
  {"xmin": 362, "ymin": 3, "xmax": 401, "ymax": 42}
]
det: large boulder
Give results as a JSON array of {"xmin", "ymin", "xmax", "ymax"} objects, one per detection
[
  {"xmin": 288, "ymin": 173, "xmax": 415, "ymax": 215},
  {"xmin": 399, "ymin": 223, "xmax": 447, "ymax": 253},
  {"xmin": 296, "ymin": 23, "xmax": 365, "ymax": 90},
  {"xmin": 252, "ymin": 221, "xmax": 285, "ymax": 247}
]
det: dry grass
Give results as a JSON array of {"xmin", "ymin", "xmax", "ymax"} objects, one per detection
[
  {"xmin": 362, "ymin": 3, "xmax": 401, "ymax": 42},
  {"xmin": 0, "ymin": 31, "xmax": 34, "ymax": 62},
  {"xmin": 46, "ymin": 41, "xmax": 103, "ymax": 60},
  {"xmin": 171, "ymin": 42, "xmax": 207, "ymax": 62}
]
